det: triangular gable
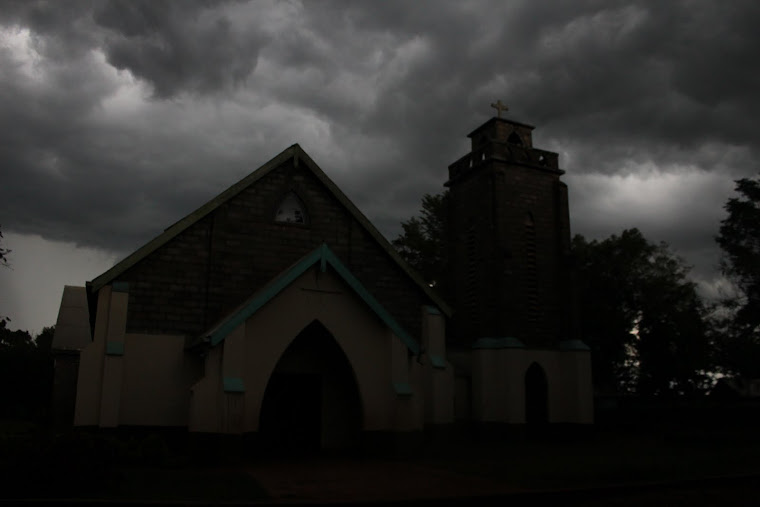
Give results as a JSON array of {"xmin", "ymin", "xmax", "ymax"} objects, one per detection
[
  {"xmin": 191, "ymin": 243, "xmax": 420, "ymax": 355},
  {"xmin": 90, "ymin": 144, "xmax": 450, "ymax": 317}
]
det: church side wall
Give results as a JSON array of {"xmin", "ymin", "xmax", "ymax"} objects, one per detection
[
  {"xmin": 472, "ymin": 348, "xmax": 593, "ymax": 424},
  {"xmin": 119, "ymin": 333, "xmax": 201, "ymax": 426},
  {"xmin": 76, "ymin": 284, "xmax": 204, "ymax": 428},
  {"xmin": 189, "ymin": 347, "xmax": 223, "ymax": 433},
  {"xmin": 74, "ymin": 287, "xmax": 110, "ymax": 426}
]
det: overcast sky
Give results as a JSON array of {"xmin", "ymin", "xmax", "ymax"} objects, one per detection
[{"xmin": 1, "ymin": 0, "xmax": 758, "ymax": 336}]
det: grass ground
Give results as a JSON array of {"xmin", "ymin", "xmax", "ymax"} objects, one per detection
[
  {"xmin": 418, "ymin": 427, "xmax": 760, "ymax": 490},
  {"xmin": 1, "ymin": 420, "xmax": 759, "ymax": 502}
]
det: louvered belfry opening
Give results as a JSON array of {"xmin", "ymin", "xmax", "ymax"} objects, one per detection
[
  {"xmin": 523, "ymin": 212, "xmax": 539, "ymax": 324},
  {"xmin": 463, "ymin": 218, "xmax": 480, "ymax": 332}
]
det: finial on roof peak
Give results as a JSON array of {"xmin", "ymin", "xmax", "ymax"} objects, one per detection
[{"xmin": 490, "ymin": 100, "xmax": 508, "ymax": 118}]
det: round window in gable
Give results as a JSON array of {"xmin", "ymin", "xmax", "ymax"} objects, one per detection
[{"xmin": 274, "ymin": 192, "xmax": 308, "ymax": 225}]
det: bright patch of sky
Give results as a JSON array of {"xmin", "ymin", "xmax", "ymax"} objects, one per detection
[{"xmin": 0, "ymin": 232, "xmax": 118, "ymax": 336}]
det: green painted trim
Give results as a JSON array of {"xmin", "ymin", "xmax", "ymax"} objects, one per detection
[
  {"xmin": 429, "ymin": 354, "xmax": 446, "ymax": 369},
  {"xmin": 424, "ymin": 305, "xmax": 442, "ymax": 315},
  {"xmin": 560, "ymin": 339, "xmax": 591, "ymax": 351},
  {"xmin": 112, "ymin": 281, "xmax": 129, "ymax": 293},
  {"xmin": 297, "ymin": 148, "xmax": 452, "ymax": 318},
  {"xmin": 205, "ymin": 244, "xmax": 420, "ymax": 355},
  {"xmin": 106, "ymin": 341, "xmax": 124, "ymax": 356},
  {"xmin": 393, "ymin": 382, "xmax": 413, "ymax": 396},
  {"xmin": 472, "ymin": 337, "xmax": 525, "ymax": 350},
  {"xmin": 208, "ymin": 247, "xmax": 323, "ymax": 346},
  {"xmin": 322, "ymin": 246, "xmax": 420, "ymax": 355},
  {"xmin": 223, "ymin": 377, "xmax": 245, "ymax": 393}
]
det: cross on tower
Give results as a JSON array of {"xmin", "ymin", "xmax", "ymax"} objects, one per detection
[{"xmin": 491, "ymin": 100, "xmax": 508, "ymax": 118}]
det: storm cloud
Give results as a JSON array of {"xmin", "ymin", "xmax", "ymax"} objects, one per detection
[{"xmin": 1, "ymin": 0, "xmax": 759, "ymax": 333}]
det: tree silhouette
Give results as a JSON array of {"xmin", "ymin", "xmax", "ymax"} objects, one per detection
[
  {"xmin": 0, "ymin": 322, "xmax": 54, "ymax": 421},
  {"xmin": 0, "ymin": 225, "xmax": 9, "ymax": 268},
  {"xmin": 715, "ymin": 175, "xmax": 760, "ymax": 378},
  {"xmin": 0, "ymin": 225, "xmax": 10, "ymax": 328},
  {"xmin": 573, "ymin": 230, "xmax": 712, "ymax": 395},
  {"xmin": 392, "ymin": 191, "xmax": 450, "ymax": 301}
]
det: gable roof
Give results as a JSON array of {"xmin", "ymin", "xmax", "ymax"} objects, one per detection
[
  {"xmin": 51, "ymin": 286, "xmax": 91, "ymax": 352},
  {"xmin": 89, "ymin": 144, "xmax": 451, "ymax": 317},
  {"xmin": 190, "ymin": 243, "xmax": 419, "ymax": 354}
]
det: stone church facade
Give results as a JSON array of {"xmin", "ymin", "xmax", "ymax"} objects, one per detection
[{"xmin": 52, "ymin": 112, "xmax": 593, "ymax": 448}]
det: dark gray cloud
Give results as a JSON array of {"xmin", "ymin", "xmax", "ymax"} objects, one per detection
[
  {"xmin": 93, "ymin": 0, "xmax": 265, "ymax": 98},
  {"xmin": 1, "ymin": 0, "xmax": 760, "ymax": 333}
]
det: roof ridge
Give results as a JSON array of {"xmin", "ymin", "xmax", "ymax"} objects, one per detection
[
  {"xmin": 89, "ymin": 144, "xmax": 451, "ymax": 317},
  {"xmin": 90, "ymin": 145, "xmax": 298, "ymax": 291}
]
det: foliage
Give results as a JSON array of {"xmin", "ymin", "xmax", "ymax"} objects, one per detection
[
  {"xmin": 35, "ymin": 325, "xmax": 55, "ymax": 352},
  {"xmin": 0, "ymin": 321, "xmax": 54, "ymax": 421},
  {"xmin": 392, "ymin": 191, "xmax": 449, "ymax": 300},
  {"xmin": 715, "ymin": 175, "xmax": 760, "ymax": 378},
  {"xmin": 0, "ymin": 225, "xmax": 10, "ymax": 327},
  {"xmin": 573, "ymin": 229, "xmax": 712, "ymax": 395},
  {"xmin": 0, "ymin": 224, "xmax": 9, "ymax": 268}
]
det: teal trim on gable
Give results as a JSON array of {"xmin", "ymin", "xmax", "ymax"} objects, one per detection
[
  {"xmin": 223, "ymin": 377, "xmax": 245, "ymax": 393},
  {"xmin": 106, "ymin": 341, "xmax": 124, "ymax": 356},
  {"xmin": 393, "ymin": 382, "xmax": 413, "ymax": 396},
  {"xmin": 472, "ymin": 337, "xmax": 525, "ymax": 350},
  {"xmin": 424, "ymin": 305, "xmax": 442, "ymax": 315},
  {"xmin": 321, "ymin": 246, "xmax": 419, "ymax": 355},
  {"xmin": 206, "ymin": 244, "xmax": 420, "ymax": 355},
  {"xmin": 429, "ymin": 354, "xmax": 446, "ymax": 369},
  {"xmin": 112, "ymin": 282, "xmax": 129, "ymax": 293},
  {"xmin": 560, "ymin": 339, "xmax": 591, "ymax": 351},
  {"xmin": 208, "ymin": 247, "xmax": 323, "ymax": 346}
]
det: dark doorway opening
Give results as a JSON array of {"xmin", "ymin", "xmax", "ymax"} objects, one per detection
[
  {"xmin": 259, "ymin": 373, "xmax": 322, "ymax": 453},
  {"xmin": 259, "ymin": 320, "xmax": 362, "ymax": 454},
  {"xmin": 525, "ymin": 362, "xmax": 548, "ymax": 425}
]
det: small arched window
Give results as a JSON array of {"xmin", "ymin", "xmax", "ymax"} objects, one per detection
[
  {"xmin": 274, "ymin": 192, "xmax": 308, "ymax": 225},
  {"xmin": 508, "ymin": 131, "xmax": 523, "ymax": 146}
]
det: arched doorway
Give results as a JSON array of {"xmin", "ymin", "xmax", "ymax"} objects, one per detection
[
  {"xmin": 525, "ymin": 362, "xmax": 548, "ymax": 425},
  {"xmin": 259, "ymin": 320, "xmax": 362, "ymax": 453}
]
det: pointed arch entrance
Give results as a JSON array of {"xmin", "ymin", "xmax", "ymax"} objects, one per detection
[
  {"xmin": 525, "ymin": 362, "xmax": 548, "ymax": 425},
  {"xmin": 259, "ymin": 320, "xmax": 362, "ymax": 452}
]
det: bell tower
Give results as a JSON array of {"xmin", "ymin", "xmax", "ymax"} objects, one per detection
[{"xmin": 445, "ymin": 103, "xmax": 573, "ymax": 348}]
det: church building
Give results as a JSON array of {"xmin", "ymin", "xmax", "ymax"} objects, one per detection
[{"xmin": 52, "ymin": 108, "xmax": 593, "ymax": 449}]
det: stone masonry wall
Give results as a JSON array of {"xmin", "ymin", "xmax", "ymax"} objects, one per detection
[
  {"xmin": 448, "ymin": 131, "xmax": 571, "ymax": 348},
  {"xmin": 112, "ymin": 158, "xmax": 430, "ymax": 341}
]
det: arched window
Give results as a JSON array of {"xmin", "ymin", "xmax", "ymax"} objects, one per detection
[
  {"xmin": 508, "ymin": 131, "xmax": 523, "ymax": 146},
  {"xmin": 274, "ymin": 192, "xmax": 308, "ymax": 225}
]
